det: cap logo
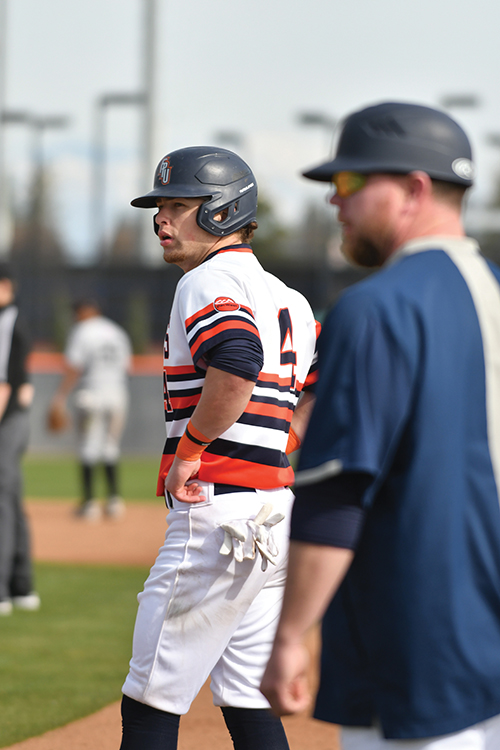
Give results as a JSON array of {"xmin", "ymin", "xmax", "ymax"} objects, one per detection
[
  {"xmin": 213, "ymin": 297, "xmax": 239, "ymax": 312},
  {"xmin": 452, "ymin": 158, "xmax": 475, "ymax": 181},
  {"xmin": 158, "ymin": 157, "xmax": 171, "ymax": 185}
]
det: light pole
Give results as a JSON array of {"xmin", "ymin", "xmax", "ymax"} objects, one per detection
[
  {"xmin": 213, "ymin": 131, "xmax": 245, "ymax": 150},
  {"xmin": 30, "ymin": 115, "xmax": 70, "ymax": 168},
  {"xmin": 0, "ymin": 0, "xmax": 9, "ymax": 256},
  {"xmin": 481, "ymin": 133, "xmax": 500, "ymax": 229},
  {"xmin": 28, "ymin": 114, "xmax": 70, "ymax": 263},
  {"xmin": 1, "ymin": 110, "xmax": 70, "ymax": 181},
  {"xmin": 90, "ymin": 91, "xmax": 146, "ymax": 260},
  {"xmin": 0, "ymin": 110, "xmax": 69, "ymax": 260},
  {"xmin": 439, "ymin": 94, "xmax": 481, "ymax": 110},
  {"xmin": 138, "ymin": 0, "xmax": 159, "ymax": 265},
  {"xmin": 436, "ymin": 94, "xmax": 500, "ymax": 234},
  {"xmin": 296, "ymin": 111, "xmax": 337, "ymax": 155}
]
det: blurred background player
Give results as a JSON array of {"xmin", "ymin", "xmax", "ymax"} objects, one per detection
[
  {"xmin": 119, "ymin": 146, "xmax": 319, "ymax": 750},
  {"xmin": 0, "ymin": 263, "xmax": 39, "ymax": 615},
  {"xmin": 48, "ymin": 299, "xmax": 132, "ymax": 520},
  {"xmin": 261, "ymin": 102, "xmax": 500, "ymax": 749}
]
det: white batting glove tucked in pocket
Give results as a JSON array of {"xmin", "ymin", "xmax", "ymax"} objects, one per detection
[{"xmin": 218, "ymin": 502, "xmax": 285, "ymax": 571}]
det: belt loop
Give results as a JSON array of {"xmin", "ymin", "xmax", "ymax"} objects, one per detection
[{"xmin": 165, "ymin": 491, "xmax": 174, "ymax": 509}]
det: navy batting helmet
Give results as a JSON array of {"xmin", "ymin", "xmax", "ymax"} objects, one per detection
[
  {"xmin": 302, "ymin": 102, "xmax": 475, "ymax": 187},
  {"xmin": 131, "ymin": 146, "xmax": 258, "ymax": 237}
]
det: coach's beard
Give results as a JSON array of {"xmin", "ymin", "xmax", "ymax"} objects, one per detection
[{"xmin": 341, "ymin": 234, "xmax": 385, "ymax": 268}]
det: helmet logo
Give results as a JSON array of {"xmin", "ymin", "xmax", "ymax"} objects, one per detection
[
  {"xmin": 239, "ymin": 182, "xmax": 255, "ymax": 194},
  {"xmin": 213, "ymin": 297, "xmax": 240, "ymax": 312},
  {"xmin": 452, "ymin": 158, "xmax": 475, "ymax": 181},
  {"xmin": 158, "ymin": 157, "xmax": 172, "ymax": 185}
]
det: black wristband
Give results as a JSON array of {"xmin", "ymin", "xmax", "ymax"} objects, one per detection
[{"xmin": 185, "ymin": 424, "xmax": 213, "ymax": 447}]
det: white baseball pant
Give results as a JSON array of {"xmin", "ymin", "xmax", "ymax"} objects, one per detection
[{"xmin": 122, "ymin": 482, "xmax": 294, "ymax": 715}]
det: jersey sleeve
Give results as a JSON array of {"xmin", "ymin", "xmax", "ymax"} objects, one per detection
[
  {"xmin": 207, "ymin": 338, "xmax": 263, "ymax": 381},
  {"xmin": 64, "ymin": 326, "xmax": 86, "ymax": 369},
  {"xmin": 291, "ymin": 472, "xmax": 372, "ymax": 549},
  {"xmin": 295, "ymin": 288, "xmax": 420, "ymax": 498},
  {"xmin": 178, "ymin": 270, "xmax": 263, "ymax": 374}
]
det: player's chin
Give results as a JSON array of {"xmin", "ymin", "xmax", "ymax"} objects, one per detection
[{"xmin": 162, "ymin": 248, "xmax": 183, "ymax": 265}]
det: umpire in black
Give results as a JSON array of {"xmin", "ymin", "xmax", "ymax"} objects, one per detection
[{"xmin": 0, "ymin": 263, "xmax": 39, "ymax": 615}]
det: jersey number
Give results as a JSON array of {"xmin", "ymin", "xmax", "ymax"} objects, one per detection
[
  {"xmin": 278, "ymin": 308, "xmax": 296, "ymax": 391},
  {"xmin": 163, "ymin": 312, "xmax": 298, "ymax": 411},
  {"xmin": 163, "ymin": 333, "xmax": 173, "ymax": 413}
]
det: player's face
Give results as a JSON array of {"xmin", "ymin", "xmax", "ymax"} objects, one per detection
[
  {"xmin": 155, "ymin": 197, "xmax": 222, "ymax": 272},
  {"xmin": 329, "ymin": 174, "xmax": 409, "ymax": 267}
]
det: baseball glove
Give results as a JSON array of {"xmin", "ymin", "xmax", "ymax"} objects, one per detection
[{"xmin": 46, "ymin": 399, "xmax": 71, "ymax": 432}]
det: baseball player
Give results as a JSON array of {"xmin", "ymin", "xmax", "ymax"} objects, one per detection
[
  {"xmin": 261, "ymin": 102, "xmax": 500, "ymax": 749},
  {"xmin": 0, "ymin": 263, "xmax": 39, "ymax": 615},
  {"xmin": 49, "ymin": 299, "xmax": 132, "ymax": 520},
  {"xmin": 119, "ymin": 147, "xmax": 319, "ymax": 750}
]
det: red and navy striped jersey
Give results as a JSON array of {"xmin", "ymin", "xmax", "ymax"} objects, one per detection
[{"xmin": 157, "ymin": 245, "xmax": 319, "ymax": 494}]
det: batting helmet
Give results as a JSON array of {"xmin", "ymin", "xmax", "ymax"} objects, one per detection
[
  {"xmin": 302, "ymin": 102, "xmax": 475, "ymax": 187},
  {"xmin": 131, "ymin": 146, "xmax": 258, "ymax": 237}
]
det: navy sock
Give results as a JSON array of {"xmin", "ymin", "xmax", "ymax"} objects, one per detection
[
  {"xmin": 221, "ymin": 706, "xmax": 290, "ymax": 750},
  {"xmin": 81, "ymin": 463, "xmax": 94, "ymax": 503},
  {"xmin": 104, "ymin": 462, "xmax": 119, "ymax": 497},
  {"xmin": 120, "ymin": 694, "xmax": 180, "ymax": 750}
]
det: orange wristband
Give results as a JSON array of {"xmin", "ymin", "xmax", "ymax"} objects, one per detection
[
  {"xmin": 176, "ymin": 422, "xmax": 213, "ymax": 462},
  {"xmin": 286, "ymin": 426, "xmax": 301, "ymax": 455}
]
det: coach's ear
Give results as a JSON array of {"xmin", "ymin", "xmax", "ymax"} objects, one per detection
[{"xmin": 406, "ymin": 171, "xmax": 433, "ymax": 201}]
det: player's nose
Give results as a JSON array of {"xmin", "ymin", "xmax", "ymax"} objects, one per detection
[{"xmin": 155, "ymin": 206, "xmax": 171, "ymax": 226}]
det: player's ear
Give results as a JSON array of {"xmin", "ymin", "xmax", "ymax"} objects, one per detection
[{"xmin": 213, "ymin": 208, "xmax": 229, "ymax": 223}]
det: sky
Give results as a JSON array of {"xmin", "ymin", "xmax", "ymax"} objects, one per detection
[{"xmin": 2, "ymin": 0, "xmax": 500, "ymax": 264}]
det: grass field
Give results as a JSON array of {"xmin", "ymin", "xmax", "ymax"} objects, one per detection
[
  {"xmin": 0, "ymin": 455, "xmax": 162, "ymax": 746},
  {"xmin": 23, "ymin": 454, "xmax": 160, "ymax": 501},
  {"xmin": 0, "ymin": 562, "xmax": 148, "ymax": 748}
]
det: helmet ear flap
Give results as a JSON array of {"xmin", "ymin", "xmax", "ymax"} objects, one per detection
[{"xmin": 197, "ymin": 193, "xmax": 256, "ymax": 236}]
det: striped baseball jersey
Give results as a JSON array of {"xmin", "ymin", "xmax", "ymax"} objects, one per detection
[{"xmin": 157, "ymin": 244, "xmax": 318, "ymax": 494}]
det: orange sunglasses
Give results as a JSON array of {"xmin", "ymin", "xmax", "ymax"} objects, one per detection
[{"xmin": 331, "ymin": 171, "xmax": 368, "ymax": 198}]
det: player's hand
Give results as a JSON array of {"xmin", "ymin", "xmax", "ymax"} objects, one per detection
[
  {"xmin": 164, "ymin": 456, "xmax": 207, "ymax": 503},
  {"xmin": 260, "ymin": 640, "xmax": 311, "ymax": 716},
  {"xmin": 46, "ymin": 395, "xmax": 71, "ymax": 432}
]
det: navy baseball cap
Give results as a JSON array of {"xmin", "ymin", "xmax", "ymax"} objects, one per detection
[{"xmin": 302, "ymin": 102, "xmax": 475, "ymax": 187}]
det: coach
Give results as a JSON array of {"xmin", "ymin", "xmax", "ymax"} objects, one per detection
[{"xmin": 261, "ymin": 101, "xmax": 500, "ymax": 749}]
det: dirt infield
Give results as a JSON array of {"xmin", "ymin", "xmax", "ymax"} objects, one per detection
[{"xmin": 5, "ymin": 500, "xmax": 339, "ymax": 750}]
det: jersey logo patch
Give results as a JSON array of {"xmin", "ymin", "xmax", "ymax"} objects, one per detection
[
  {"xmin": 213, "ymin": 297, "xmax": 240, "ymax": 312},
  {"xmin": 158, "ymin": 157, "xmax": 171, "ymax": 185}
]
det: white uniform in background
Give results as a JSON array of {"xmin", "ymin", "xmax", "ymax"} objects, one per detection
[{"xmin": 65, "ymin": 315, "xmax": 132, "ymax": 464}]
